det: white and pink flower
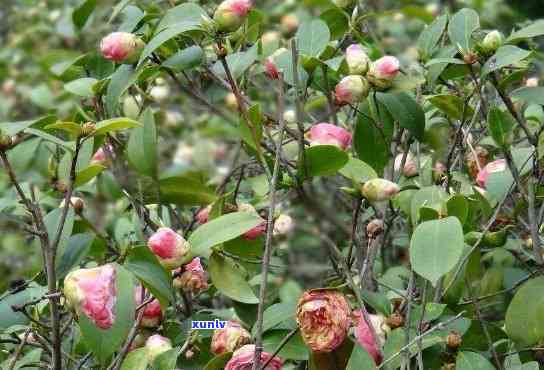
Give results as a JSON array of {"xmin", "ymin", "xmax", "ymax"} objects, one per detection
[
  {"xmin": 225, "ymin": 344, "xmax": 283, "ymax": 370},
  {"xmin": 367, "ymin": 56, "xmax": 400, "ymax": 90},
  {"xmin": 346, "ymin": 44, "xmax": 370, "ymax": 75},
  {"xmin": 334, "ymin": 75, "xmax": 370, "ymax": 106},
  {"xmin": 213, "ymin": 0, "xmax": 253, "ymax": 32},
  {"xmin": 361, "ymin": 179, "xmax": 400, "ymax": 202},
  {"xmin": 99, "ymin": 32, "xmax": 144, "ymax": 63},
  {"xmin": 145, "ymin": 335, "xmax": 172, "ymax": 362},
  {"xmin": 147, "ymin": 227, "xmax": 191, "ymax": 270}
]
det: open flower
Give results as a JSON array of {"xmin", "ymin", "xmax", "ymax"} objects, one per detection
[
  {"xmin": 367, "ymin": 56, "xmax": 400, "ymax": 90},
  {"xmin": 173, "ymin": 258, "xmax": 208, "ymax": 293},
  {"xmin": 225, "ymin": 344, "xmax": 283, "ymax": 370},
  {"xmin": 296, "ymin": 289, "xmax": 351, "ymax": 352},
  {"xmin": 361, "ymin": 179, "xmax": 400, "ymax": 202},
  {"xmin": 213, "ymin": 0, "xmax": 253, "ymax": 32},
  {"xmin": 335, "ymin": 75, "xmax": 370, "ymax": 106},
  {"xmin": 308, "ymin": 123, "xmax": 352, "ymax": 150},
  {"xmin": 352, "ymin": 310, "xmax": 389, "ymax": 365},
  {"xmin": 64, "ymin": 264, "xmax": 116, "ymax": 330},
  {"xmin": 476, "ymin": 159, "xmax": 507, "ymax": 188},
  {"xmin": 145, "ymin": 335, "xmax": 172, "ymax": 362},
  {"xmin": 346, "ymin": 44, "xmax": 370, "ymax": 75},
  {"xmin": 211, "ymin": 321, "xmax": 252, "ymax": 355},
  {"xmin": 99, "ymin": 32, "xmax": 144, "ymax": 63},
  {"xmin": 134, "ymin": 286, "xmax": 162, "ymax": 328},
  {"xmin": 147, "ymin": 227, "xmax": 191, "ymax": 270}
]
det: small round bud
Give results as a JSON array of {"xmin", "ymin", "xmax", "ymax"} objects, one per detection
[
  {"xmin": 145, "ymin": 335, "xmax": 172, "ymax": 362},
  {"xmin": 150, "ymin": 80, "xmax": 170, "ymax": 103},
  {"xmin": 210, "ymin": 321, "xmax": 251, "ymax": 355},
  {"xmin": 261, "ymin": 31, "xmax": 280, "ymax": 47},
  {"xmin": 425, "ymin": 3, "xmax": 440, "ymax": 17},
  {"xmin": 100, "ymin": 32, "xmax": 145, "ymax": 64},
  {"xmin": 361, "ymin": 179, "xmax": 400, "ymax": 202},
  {"xmin": 90, "ymin": 146, "xmax": 111, "ymax": 167},
  {"xmin": 134, "ymin": 286, "xmax": 162, "ymax": 328},
  {"xmin": 2, "ymin": 79, "xmax": 16, "ymax": 96},
  {"xmin": 481, "ymin": 30, "xmax": 504, "ymax": 54},
  {"xmin": 394, "ymin": 153, "xmax": 417, "ymax": 177},
  {"xmin": 334, "ymin": 75, "xmax": 370, "ymax": 106},
  {"xmin": 280, "ymin": 13, "xmax": 299, "ymax": 35},
  {"xmin": 346, "ymin": 44, "xmax": 370, "ymax": 75},
  {"xmin": 367, "ymin": 56, "xmax": 400, "ymax": 90},
  {"xmin": 476, "ymin": 159, "xmax": 507, "ymax": 189},
  {"xmin": 366, "ymin": 219, "xmax": 384, "ymax": 239},
  {"xmin": 308, "ymin": 123, "xmax": 352, "ymax": 150},
  {"xmin": 264, "ymin": 48, "xmax": 287, "ymax": 80},
  {"xmin": 463, "ymin": 52, "xmax": 478, "ymax": 65},
  {"xmin": 225, "ymin": 344, "xmax": 283, "ymax": 370},
  {"xmin": 213, "ymin": 0, "xmax": 253, "ymax": 33},
  {"xmin": 225, "ymin": 92, "xmax": 239, "ymax": 110},
  {"xmin": 446, "ymin": 331, "xmax": 462, "ymax": 350},
  {"xmin": 59, "ymin": 197, "xmax": 85, "ymax": 214},
  {"xmin": 196, "ymin": 205, "xmax": 212, "ymax": 225},
  {"xmin": 147, "ymin": 227, "xmax": 192, "ymax": 270},
  {"xmin": 173, "ymin": 143, "xmax": 194, "ymax": 166},
  {"xmin": 0, "ymin": 133, "xmax": 13, "ymax": 150}
]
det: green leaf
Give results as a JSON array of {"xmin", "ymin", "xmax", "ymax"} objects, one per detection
[
  {"xmin": 152, "ymin": 347, "xmax": 181, "ymax": 370},
  {"xmin": 74, "ymin": 164, "xmax": 106, "ymax": 188},
  {"xmin": 346, "ymin": 345, "xmax": 377, "ymax": 370},
  {"xmin": 72, "ymin": 0, "xmax": 96, "ymax": 29},
  {"xmin": 448, "ymin": 8, "xmax": 480, "ymax": 54},
  {"xmin": 127, "ymin": 108, "xmax": 157, "ymax": 178},
  {"xmin": 455, "ymin": 351, "xmax": 495, "ymax": 370},
  {"xmin": 417, "ymin": 14, "xmax": 448, "ymax": 59},
  {"xmin": 251, "ymin": 302, "xmax": 296, "ymax": 336},
  {"xmin": 508, "ymin": 20, "xmax": 544, "ymax": 43},
  {"xmin": 263, "ymin": 330, "xmax": 309, "ymax": 361},
  {"xmin": 120, "ymin": 348, "xmax": 149, "ymax": 370},
  {"xmin": 45, "ymin": 121, "xmax": 82, "ymax": 136},
  {"xmin": 446, "ymin": 195, "xmax": 469, "ymax": 225},
  {"xmin": 354, "ymin": 110, "xmax": 390, "ymax": 174},
  {"xmin": 299, "ymin": 145, "xmax": 349, "ymax": 178},
  {"xmin": 320, "ymin": 8, "xmax": 349, "ymax": 40},
  {"xmin": 505, "ymin": 276, "xmax": 544, "ymax": 347},
  {"xmin": 124, "ymin": 246, "xmax": 175, "ymax": 307},
  {"xmin": 273, "ymin": 48, "xmax": 309, "ymax": 86},
  {"xmin": 339, "ymin": 157, "xmax": 378, "ymax": 183},
  {"xmin": 209, "ymin": 253, "xmax": 259, "ymax": 304},
  {"xmin": 106, "ymin": 64, "xmax": 142, "ymax": 116},
  {"xmin": 212, "ymin": 44, "xmax": 258, "ymax": 80},
  {"xmin": 376, "ymin": 92, "xmax": 425, "ymax": 141},
  {"xmin": 295, "ymin": 19, "xmax": 330, "ymax": 57},
  {"xmin": 156, "ymin": 3, "xmax": 206, "ymax": 32},
  {"xmin": 64, "ymin": 77, "xmax": 98, "ymax": 98},
  {"xmin": 162, "ymin": 46, "xmax": 204, "ymax": 71},
  {"xmin": 78, "ymin": 264, "xmax": 135, "ymax": 364},
  {"xmin": 424, "ymin": 58, "xmax": 466, "ymax": 67},
  {"xmin": 159, "ymin": 175, "xmax": 217, "ymax": 206},
  {"xmin": 0, "ymin": 116, "xmax": 55, "ymax": 136},
  {"xmin": 428, "ymin": 94, "xmax": 473, "ymax": 121},
  {"xmin": 0, "ymin": 285, "xmax": 47, "ymax": 330},
  {"xmin": 410, "ymin": 217, "xmax": 464, "ymax": 286},
  {"xmin": 25, "ymin": 128, "xmax": 74, "ymax": 151},
  {"xmin": 189, "ymin": 212, "xmax": 265, "ymax": 258},
  {"xmin": 488, "ymin": 107, "xmax": 514, "ymax": 148},
  {"xmin": 410, "ymin": 186, "xmax": 448, "ymax": 226},
  {"xmin": 45, "ymin": 207, "xmax": 75, "ymax": 256},
  {"xmin": 203, "ymin": 353, "xmax": 232, "ymax": 370},
  {"xmin": 95, "ymin": 117, "xmax": 141, "ymax": 135},
  {"xmin": 56, "ymin": 233, "xmax": 94, "ymax": 279},
  {"xmin": 482, "ymin": 46, "xmax": 532, "ymax": 77},
  {"xmin": 511, "ymin": 87, "xmax": 544, "ymax": 105}
]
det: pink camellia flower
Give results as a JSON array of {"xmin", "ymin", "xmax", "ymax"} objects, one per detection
[
  {"xmin": 173, "ymin": 258, "xmax": 209, "ymax": 293},
  {"xmin": 352, "ymin": 310, "xmax": 389, "ymax": 365},
  {"xmin": 394, "ymin": 153, "xmax": 418, "ymax": 177},
  {"xmin": 361, "ymin": 178, "xmax": 400, "ymax": 202},
  {"xmin": 147, "ymin": 227, "xmax": 191, "ymax": 270},
  {"xmin": 134, "ymin": 286, "xmax": 162, "ymax": 328},
  {"xmin": 476, "ymin": 159, "xmax": 507, "ymax": 188},
  {"xmin": 334, "ymin": 75, "xmax": 370, "ymax": 106},
  {"xmin": 225, "ymin": 344, "xmax": 283, "ymax": 370},
  {"xmin": 346, "ymin": 44, "xmax": 370, "ymax": 75},
  {"xmin": 99, "ymin": 32, "xmax": 144, "ymax": 63},
  {"xmin": 296, "ymin": 289, "xmax": 351, "ymax": 352},
  {"xmin": 308, "ymin": 123, "xmax": 352, "ymax": 150},
  {"xmin": 238, "ymin": 203, "xmax": 267, "ymax": 240},
  {"xmin": 196, "ymin": 205, "xmax": 212, "ymax": 224},
  {"xmin": 213, "ymin": 0, "xmax": 253, "ymax": 32},
  {"xmin": 211, "ymin": 321, "xmax": 252, "ymax": 355},
  {"xmin": 367, "ymin": 56, "xmax": 400, "ymax": 90},
  {"xmin": 145, "ymin": 335, "xmax": 172, "ymax": 362},
  {"xmin": 64, "ymin": 264, "xmax": 116, "ymax": 330}
]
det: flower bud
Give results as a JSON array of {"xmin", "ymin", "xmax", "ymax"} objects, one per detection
[
  {"xmin": 63, "ymin": 264, "xmax": 116, "ymax": 330},
  {"xmin": 352, "ymin": 310, "xmax": 389, "ymax": 365},
  {"xmin": 425, "ymin": 3, "xmax": 440, "ymax": 17},
  {"xmin": 526, "ymin": 77, "xmax": 539, "ymax": 87},
  {"xmin": 213, "ymin": 0, "xmax": 253, "ymax": 33},
  {"xmin": 346, "ymin": 44, "xmax": 370, "ymax": 75},
  {"xmin": 367, "ymin": 56, "xmax": 400, "ymax": 90},
  {"xmin": 466, "ymin": 146, "xmax": 488, "ymax": 179},
  {"xmin": 238, "ymin": 203, "xmax": 267, "ymax": 240},
  {"xmin": 481, "ymin": 30, "xmax": 503, "ymax": 54},
  {"xmin": 296, "ymin": 289, "xmax": 351, "ymax": 352},
  {"xmin": 280, "ymin": 13, "xmax": 299, "ymax": 35},
  {"xmin": 150, "ymin": 80, "xmax": 170, "ymax": 103},
  {"xmin": 173, "ymin": 143, "xmax": 194, "ymax": 166},
  {"xmin": 80, "ymin": 122, "xmax": 96, "ymax": 136},
  {"xmin": 129, "ymin": 332, "xmax": 150, "ymax": 352},
  {"xmin": 134, "ymin": 286, "xmax": 162, "ymax": 328},
  {"xmin": 361, "ymin": 179, "xmax": 400, "ymax": 202},
  {"xmin": 90, "ymin": 146, "xmax": 110, "ymax": 167},
  {"xmin": 100, "ymin": 32, "xmax": 144, "ymax": 64},
  {"xmin": 225, "ymin": 92, "xmax": 239, "ymax": 110},
  {"xmin": 0, "ymin": 132, "xmax": 13, "ymax": 150},
  {"xmin": 147, "ymin": 227, "xmax": 191, "ymax": 270},
  {"xmin": 210, "ymin": 321, "xmax": 252, "ymax": 355},
  {"xmin": 261, "ymin": 31, "xmax": 280, "ymax": 48},
  {"xmin": 145, "ymin": 335, "xmax": 172, "ymax": 362},
  {"xmin": 446, "ymin": 331, "xmax": 462, "ymax": 350},
  {"xmin": 59, "ymin": 196, "xmax": 85, "ymax": 214},
  {"xmin": 333, "ymin": 0, "xmax": 355, "ymax": 8},
  {"xmin": 334, "ymin": 75, "xmax": 370, "ymax": 106},
  {"xmin": 394, "ymin": 153, "xmax": 418, "ymax": 177},
  {"xmin": 308, "ymin": 123, "xmax": 352, "ymax": 150},
  {"xmin": 225, "ymin": 344, "xmax": 283, "ymax": 370},
  {"xmin": 264, "ymin": 48, "xmax": 287, "ymax": 80},
  {"xmin": 366, "ymin": 219, "xmax": 384, "ymax": 239},
  {"xmin": 173, "ymin": 257, "xmax": 208, "ymax": 293},
  {"xmin": 476, "ymin": 159, "xmax": 507, "ymax": 188},
  {"xmin": 196, "ymin": 205, "xmax": 212, "ymax": 224},
  {"xmin": 273, "ymin": 214, "xmax": 294, "ymax": 236}
]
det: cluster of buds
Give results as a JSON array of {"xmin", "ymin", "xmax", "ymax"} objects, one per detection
[
  {"xmin": 476, "ymin": 159, "xmax": 507, "ymax": 188},
  {"xmin": 173, "ymin": 257, "xmax": 208, "ymax": 293},
  {"xmin": 134, "ymin": 286, "xmax": 162, "ymax": 328},
  {"xmin": 213, "ymin": 0, "xmax": 253, "ymax": 33},
  {"xmin": 308, "ymin": 123, "xmax": 352, "ymax": 150},
  {"xmin": 59, "ymin": 196, "xmax": 85, "ymax": 214},
  {"xmin": 225, "ymin": 344, "xmax": 283, "ymax": 370},
  {"xmin": 147, "ymin": 227, "xmax": 192, "ymax": 270},
  {"xmin": 210, "ymin": 320, "xmax": 252, "ymax": 355},
  {"xmin": 63, "ymin": 264, "xmax": 117, "ymax": 330},
  {"xmin": 394, "ymin": 153, "xmax": 417, "ymax": 177},
  {"xmin": 361, "ymin": 178, "xmax": 401, "ymax": 202},
  {"xmin": 145, "ymin": 334, "xmax": 172, "ymax": 362},
  {"xmin": 346, "ymin": 44, "xmax": 370, "ymax": 75},
  {"xmin": 80, "ymin": 122, "xmax": 96, "ymax": 137},
  {"xmin": 296, "ymin": 289, "xmax": 351, "ymax": 352},
  {"xmin": 99, "ymin": 32, "xmax": 145, "ymax": 64},
  {"xmin": 352, "ymin": 310, "xmax": 390, "ymax": 365}
]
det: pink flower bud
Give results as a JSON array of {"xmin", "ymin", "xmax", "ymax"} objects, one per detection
[
  {"xmin": 296, "ymin": 289, "xmax": 351, "ymax": 352},
  {"xmin": 476, "ymin": 159, "xmax": 507, "ymax": 188},
  {"xmin": 59, "ymin": 196, "xmax": 85, "ymax": 214},
  {"xmin": 352, "ymin": 310, "xmax": 389, "ymax": 365},
  {"xmin": 210, "ymin": 321, "xmax": 252, "ymax": 355},
  {"xmin": 134, "ymin": 286, "xmax": 162, "ymax": 328},
  {"xmin": 213, "ymin": 0, "xmax": 253, "ymax": 32},
  {"xmin": 196, "ymin": 205, "xmax": 212, "ymax": 225},
  {"xmin": 346, "ymin": 44, "xmax": 370, "ymax": 75},
  {"xmin": 238, "ymin": 203, "xmax": 267, "ymax": 240},
  {"xmin": 334, "ymin": 75, "xmax": 370, "ymax": 106},
  {"xmin": 264, "ymin": 48, "xmax": 287, "ymax": 80},
  {"xmin": 367, "ymin": 56, "xmax": 400, "ymax": 90},
  {"xmin": 173, "ymin": 258, "xmax": 209, "ymax": 293},
  {"xmin": 100, "ymin": 32, "xmax": 144, "ymax": 63},
  {"xmin": 90, "ymin": 146, "xmax": 111, "ymax": 167},
  {"xmin": 361, "ymin": 179, "xmax": 400, "ymax": 202},
  {"xmin": 308, "ymin": 123, "xmax": 352, "ymax": 150},
  {"xmin": 147, "ymin": 227, "xmax": 191, "ymax": 270},
  {"xmin": 526, "ymin": 77, "xmax": 539, "ymax": 87},
  {"xmin": 273, "ymin": 214, "xmax": 294, "ymax": 236},
  {"xmin": 63, "ymin": 264, "xmax": 116, "ymax": 330},
  {"xmin": 225, "ymin": 344, "xmax": 283, "ymax": 370},
  {"xmin": 145, "ymin": 334, "xmax": 172, "ymax": 362},
  {"xmin": 394, "ymin": 153, "xmax": 417, "ymax": 177}
]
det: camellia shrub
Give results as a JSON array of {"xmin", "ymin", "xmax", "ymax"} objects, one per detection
[{"xmin": 1, "ymin": 0, "xmax": 544, "ymax": 369}]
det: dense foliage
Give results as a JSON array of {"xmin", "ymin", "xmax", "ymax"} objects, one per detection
[{"xmin": 1, "ymin": 0, "xmax": 544, "ymax": 369}]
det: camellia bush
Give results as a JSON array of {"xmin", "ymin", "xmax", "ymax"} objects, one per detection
[{"xmin": 1, "ymin": 0, "xmax": 544, "ymax": 369}]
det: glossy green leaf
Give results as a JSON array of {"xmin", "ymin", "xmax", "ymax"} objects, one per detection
[
  {"xmin": 263, "ymin": 330, "xmax": 309, "ymax": 361},
  {"xmin": 320, "ymin": 8, "xmax": 349, "ymax": 40},
  {"xmin": 56, "ymin": 233, "xmax": 94, "ymax": 278},
  {"xmin": 64, "ymin": 77, "xmax": 98, "ymax": 98},
  {"xmin": 354, "ymin": 110, "xmax": 390, "ymax": 174},
  {"xmin": 339, "ymin": 157, "xmax": 378, "ymax": 183},
  {"xmin": 212, "ymin": 44, "xmax": 258, "ymax": 80},
  {"xmin": 482, "ymin": 46, "xmax": 532, "ymax": 77},
  {"xmin": 45, "ymin": 121, "xmax": 82, "ymax": 136},
  {"xmin": 251, "ymin": 302, "xmax": 296, "ymax": 335},
  {"xmin": 163, "ymin": 46, "xmax": 204, "ymax": 71},
  {"xmin": 488, "ymin": 107, "xmax": 514, "ymax": 148},
  {"xmin": 511, "ymin": 87, "xmax": 544, "ymax": 105},
  {"xmin": 120, "ymin": 348, "xmax": 149, "ymax": 370},
  {"xmin": 106, "ymin": 64, "xmax": 142, "ymax": 116},
  {"xmin": 295, "ymin": 19, "xmax": 330, "ymax": 57},
  {"xmin": 159, "ymin": 175, "xmax": 217, "ymax": 206},
  {"xmin": 203, "ymin": 352, "xmax": 232, "ymax": 370},
  {"xmin": 74, "ymin": 164, "xmax": 106, "ymax": 188},
  {"xmin": 346, "ymin": 345, "xmax": 377, "ymax": 370},
  {"xmin": 448, "ymin": 8, "xmax": 480, "ymax": 53},
  {"xmin": 508, "ymin": 20, "xmax": 544, "ymax": 43},
  {"xmin": 152, "ymin": 347, "xmax": 181, "ymax": 370},
  {"xmin": 428, "ymin": 94, "xmax": 473, "ymax": 121},
  {"xmin": 127, "ymin": 108, "xmax": 157, "ymax": 178},
  {"xmin": 376, "ymin": 92, "xmax": 425, "ymax": 141},
  {"xmin": 417, "ymin": 14, "xmax": 448, "ymax": 59},
  {"xmin": 455, "ymin": 351, "xmax": 495, "ymax": 370},
  {"xmin": 209, "ymin": 253, "xmax": 259, "ymax": 304},
  {"xmin": 299, "ymin": 145, "xmax": 349, "ymax": 178},
  {"xmin": 94, "ymin": 117, "xmax": 141, "ymax": 135},
  {"xmin": 0, "ymin": 285, "xmax": 47, "ymax": 330},
  {"xmin": 72, "ymin": 0, "xmax": 96, "ymax": 29},
  {"xmin": 446, "ymin": 194, "xmax": 469, "ymax": 225}
]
